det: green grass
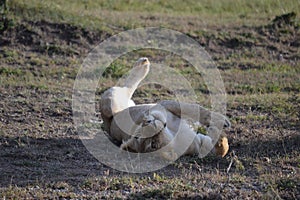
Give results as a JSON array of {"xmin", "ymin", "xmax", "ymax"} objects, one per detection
[
  {"xmin": 8, "ymin": 0, "xmax": 300, "ymax": 30},
  {"xmin": 11, "ymin": 0, "xmax": 300, "ymax": 16}
]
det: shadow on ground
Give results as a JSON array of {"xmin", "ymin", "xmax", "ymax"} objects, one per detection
[
  {"xmin": 1, "ymin": 132, "xmax": 299, "ymax": 187},
  {"xmin": 0, "ymin": 136, "xmax": 110, "ymax": 187}
]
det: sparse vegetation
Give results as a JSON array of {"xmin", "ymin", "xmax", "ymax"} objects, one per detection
[
  {"xmin": 0, "ymin": 0, "xmax": 13, "ymax": 33},
  {"xmin": 0, "ymin": 0, "xmax": 299, "ymax": 199}
]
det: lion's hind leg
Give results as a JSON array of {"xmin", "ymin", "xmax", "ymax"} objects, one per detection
[{"xmin": 159, "ymin": 100, "xmax": 231, "ymax": 128}]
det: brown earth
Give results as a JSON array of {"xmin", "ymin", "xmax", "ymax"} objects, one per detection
[{"xmin": 0, "ymin": 17, "xmax": 299, "ymax": 199}]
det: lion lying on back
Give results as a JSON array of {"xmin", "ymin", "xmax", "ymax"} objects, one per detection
[{"xmin": 100, "ymin": 57, "xmax": 230, "ymax": 160}]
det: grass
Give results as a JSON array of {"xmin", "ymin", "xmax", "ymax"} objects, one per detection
[
  {"xmin": 0, "ymin": 0, "xmax": 299, "ymax": 199},
  {"xmin": 7, "ymin": 0, "xmax": 300, "ymax": 31}
]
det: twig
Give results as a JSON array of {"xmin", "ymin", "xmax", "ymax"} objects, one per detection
[{"xmin": 226, "ymin": 151, "xmax": 234, "ymax": 174}]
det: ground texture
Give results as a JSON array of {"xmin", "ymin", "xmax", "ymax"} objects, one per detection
[{"xmin": 0, "ymin": 1, "xmax": 299, "ymax": 199}]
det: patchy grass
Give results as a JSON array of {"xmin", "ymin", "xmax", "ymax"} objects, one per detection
[
  {"xmin": 7, "ymin": 0, "xmax": 300, "ymax": 30},
  {"xmin": 0, "ymin": 0, "xmax": 299, "ymax": 199}
]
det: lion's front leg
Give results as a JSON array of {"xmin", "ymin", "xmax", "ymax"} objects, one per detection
[
  {"xmin": 183, "ymin": 125, "xmax": 229, "ymax": 158},
  {"xmin": 184, "ymin": 133, "xmax": 214, "ymax": 158}
]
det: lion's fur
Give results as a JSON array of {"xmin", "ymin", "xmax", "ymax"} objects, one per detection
[{"xmin": 100, "ymin": 57, "xmax": 231, "ymax": 159}]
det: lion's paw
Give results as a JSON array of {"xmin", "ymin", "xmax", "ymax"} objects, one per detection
[{"xmin": 214, "ymin": 135, "xmax": 229, "ymax": 157}]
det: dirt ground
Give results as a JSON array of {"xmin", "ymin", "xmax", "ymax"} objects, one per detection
[{"xmin": 0, "ymin": 15, "xmax": 299, "ymax": 199}]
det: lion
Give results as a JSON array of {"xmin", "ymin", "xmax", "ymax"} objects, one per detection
[{"xmin": 100, "ymin": 57, "xmax": 230, "ymax": 160}]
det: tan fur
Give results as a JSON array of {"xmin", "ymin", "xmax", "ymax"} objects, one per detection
[
  {"xmin": 100, "ymin": 57, "xmax": 231, "ymax": 159},
  {"xmin": 214, "ymin": 135, "xmax": 229, "ymax": 157}
]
